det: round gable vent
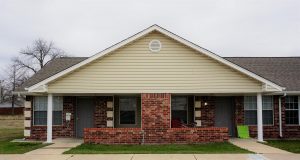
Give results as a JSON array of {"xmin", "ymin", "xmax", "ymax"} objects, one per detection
[{"xmin": 149, "ymin": 40, "xmax": 162, "ymax": 52}]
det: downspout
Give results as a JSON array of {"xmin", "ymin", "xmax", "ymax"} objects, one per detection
[{"xmin": 279, "ymin": 92, "xmax": 287, "ymax": 138}]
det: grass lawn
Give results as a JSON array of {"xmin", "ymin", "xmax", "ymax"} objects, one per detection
[
  {"xmin": 64, "ymin": 142, "xmax": 252, "ymax": 154},
  {"xmin": 0, "ymin": 139, "xmax": 48, "ymax": 154},
  {"xmin": 265, "ymin": 140, "xmax": 300, "ymax": 153},
  {"xmin": 0, "ymin": 115, "xmax": 47, "ymax": 154}
]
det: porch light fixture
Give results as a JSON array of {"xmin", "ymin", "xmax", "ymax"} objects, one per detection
[{"xmin": 204, "ymin": 102, "xmax": 208, "ymax": 106}]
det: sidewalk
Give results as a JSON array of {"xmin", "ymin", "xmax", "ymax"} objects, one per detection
[
  {"xmin": 1, "ymin": 138, "xmax": 299, "ymax": 160},
  {"xmin": 25, "ymin": 138, "xmax": 83, "ymax": 155},
  {"xmin": 1, "ymin": 154, "xmax": 300, "ymax": 160}
]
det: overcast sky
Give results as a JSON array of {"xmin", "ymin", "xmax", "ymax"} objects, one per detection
[{"xmin": 0, "ymin": 0, "xmax": 300, "ymax": 79}]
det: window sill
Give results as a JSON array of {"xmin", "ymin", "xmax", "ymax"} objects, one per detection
[
  {"xmin": 33, "ymin": 125, "xmax": 63, "ymax": 127},
  {"xmin": 244, "ymin": 124, "xmax": 274, "ymax": 127},
  {"xmin": 285, "ymin": 124, "xmax": 300, "ymax": 126}
]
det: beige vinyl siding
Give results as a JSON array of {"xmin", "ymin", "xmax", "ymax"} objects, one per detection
[{"xmin": 48, "ymin": 31, "xmax": 262, "ymax": 93}]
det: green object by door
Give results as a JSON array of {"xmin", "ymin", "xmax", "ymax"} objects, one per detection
[{"xmin": 237, "ymin": 125, "xmax": 250, "ymax": 139}]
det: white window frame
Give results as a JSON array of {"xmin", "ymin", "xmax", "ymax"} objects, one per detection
[
  {"xmin": 33, "ymin": 96, "xmax": 63, "ymax": 126},
  {"xmin": 262, "ymin": 96, "xmax": 274, "ymax": 126},
  {"xmin": 33, "ymin": 96, "xmax": 47, "ymax": 126},
  {"xmin": 285, "ymin": 96, "xmax": 300, "ymax": 126},
  {"xmin": 244, "ymin": 96, "xmax": 274, "ymax": 126},
  {"xmin": 244, "ymin": 96, "xmax": 257, "ymax": 126},
  {"xmin": 52, "ymin": 96, "xmax": 63, "ymax": 126}
]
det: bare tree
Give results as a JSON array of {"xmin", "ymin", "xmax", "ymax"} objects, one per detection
[
  {"xmin": 2, "ymin": 61, "xmax": 28, "ymax": 115},
  {"xmin": 1, "ymin": 39, "xmax": 66, "ymax": 115},
  {"xmin": 14, "ymin": 38, "xmax": 66, "ymax": 74},
  {"xmin": 0, "ymin": 80, "xmax": 4, "ymax": 103}
]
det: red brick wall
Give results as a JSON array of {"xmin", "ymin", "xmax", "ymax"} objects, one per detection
[
  {"xmin": 94, "ymin": 96, "xmax": 113, "ymax": 128},
  {"xmin": 0, "ymin": 107, "xmax": 24, "ymax": 115},
  {"xmin": 141, "ymin": 93, "xmax": 171, "ymax": 143},
  {"xmin": 28, "ymin": 96, "xmax": 76, "ymax": 140},
  {"xmin": 84, "ymin": 128, "xmax": 142, "ymax": 144},
  {"xmin": 235, "ymin": 96, "xmax": 244, "ymax": 125},
  {"xmin": 84, "ymin": 127, "xmax": 228, "ymax": 144},
  {"xmin": 165, "ymin": 128, "xmax": 228, "ymax": 143},
  {"xmin": 195, "ymin": 96, "xmax": 215, "ymax": 127}
]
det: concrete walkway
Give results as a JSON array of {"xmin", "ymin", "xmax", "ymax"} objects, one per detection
[
  {"xmin": 229, "ymin": 138, "xmax": 291, "ymax": 154},
  {"xmin": 25, "ymin": 138, "xmax": 83, "ymax": 155},
  {"xmin": 1, "ymin": 138, "xmax": 299, "ymax": 160},
  {"xmin": 1, "ymin": 154, "xmax": 300, "ymax": 160}
]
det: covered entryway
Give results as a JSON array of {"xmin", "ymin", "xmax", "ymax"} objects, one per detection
[
  {"xmin": 76, "ymin": 97, "xmax": 95, "ymax": 138},
  {"xmin": 215, "ymin": 97, "xmax": 235, "ymax": 137}
]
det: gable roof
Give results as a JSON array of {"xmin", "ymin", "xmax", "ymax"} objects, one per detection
[{"xmin": 23, "ymin": 25, "xmax": 284, "ymax": 92}]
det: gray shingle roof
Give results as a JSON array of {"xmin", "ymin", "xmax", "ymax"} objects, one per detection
[
  {"xmin": 18, "ymin": 57, "xmax": 87, "ymax": 91},
  {"xmin": 225, "ymin": 57, "xmax": 300, "ymax": 91},
  {"xmin": 19, "ymin": 57, "xmax": 300, "ymax": 92}
]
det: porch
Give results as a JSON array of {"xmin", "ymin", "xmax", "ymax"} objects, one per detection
[{"xmin": 26, "ymin": 93, "xmax": 266, "ymax": 144}]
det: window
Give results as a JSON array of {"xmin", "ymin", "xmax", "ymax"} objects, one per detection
[
  {"xmin": 171, "ymin": 96, "xmax": 188, "ymax": 124},
  {"xmin": 33, "ymin": 96, "xmax": 63, "ymax": 125},
  {"xmin": 119, "ymin": 97, "xmax": 136, "ymax": 124},
  {"xmin": 34, "ymin": 96, "xmax": 47, "ymax": 125},
  {"xmin": 244, "ymin": 96, "xmax": 257, "ymax": 125},
  {"xmin": 285, "ymin": 96, "xmax": 299, "ymax": 125},
  {"xmin": 262, "ymin": 96, "xmax": 273, "ymax": 125},
  {"xmin": 244, "ymin": 96, "xmax": 274, "ymax": 125},
  {"xmin": 53, "ymin": 96, "xmax": 63, "ymax": 125}
]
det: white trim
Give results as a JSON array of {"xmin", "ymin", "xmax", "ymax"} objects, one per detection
[
  {"xmin": 26, "ymin": 25, "xmax": 284, "ymax": 92},
  {"xmin": 47, "ymin": 93, "xmax": 53, "ymax": 143},
  {"xmin": 257, "ymin": 93, "xmax": 263, "ymax": 142},
  {"xmin": 259, "ymin": 91, "xmax": 300, "ymax": 96}
]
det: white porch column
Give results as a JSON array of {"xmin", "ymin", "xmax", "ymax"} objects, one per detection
[
  {"xmin": 257, "ymin": 93, "xmax": 263, "ymax": 142},
  {"xmin": 47, "ymin": 93, "xmax": 53, "ymax": 143}
]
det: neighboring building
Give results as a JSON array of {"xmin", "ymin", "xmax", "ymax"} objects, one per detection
[
  {"xmin": 16, "ymin": 25, "xmax": 300, "ymax": 144},
  {"xmin": 0, "ymin": 101, "xmax": 24, "ymax": 115}
]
